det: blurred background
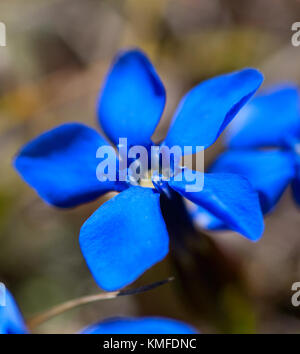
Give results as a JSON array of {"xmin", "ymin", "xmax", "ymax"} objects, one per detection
[{"xmin": 1, "ymin": 0, "xmax": 300, "ymax": 333}]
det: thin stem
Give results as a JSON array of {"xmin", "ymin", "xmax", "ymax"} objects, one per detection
[
  {"xmin": 27, "ymin": 292, "xmax": 119, "ymax": 330},
  {"xmin": 27, "ymin": 277, "xmax": 174, "ymax": 330}
]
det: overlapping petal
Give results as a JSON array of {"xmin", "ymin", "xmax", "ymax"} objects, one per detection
[
  {"xmin": 81, "ymin": 317, "xmax": 197, "ymax": 334},
  {"xmin": 169, "ymin": 169, "xmax": 264, "ymax": 241},
  {"xmin": 187, "ymin": 204, "xmax": 226, "ymax": 231},
  {"xmin": 189, "ymin": 150, "xmax": 295, "ymax": 231},
  {"xmin": 14, "ymin": 123, "xmax": 125, "ymax": 208},
  {"xmin": 98, "ymin": 49, "xmax": 166, "ymax": 148},
  {"xmin": 225, "ymin": 85, "xmax": 300, "ymax": 148},
  {"xmin": 292, "ymin": 180, "xmax": 300, "ymax": 206},
  {"xmin": 79, "ymin": 186, "xmax": 169, "ymax": 291},
  {"xmin": 210, "ymin": 150, "xmax": 295, "ymax": 213},
  {"xmin": 163, "ymin": 69, "xmax": 263, "ymax": 152},
  {"xmin": 291, "ymin": 156, "xmax": 300, "ymax": 206},
  {"xmin": 0, "ymin": 290, "xmax": 27, "ymax": 334}
]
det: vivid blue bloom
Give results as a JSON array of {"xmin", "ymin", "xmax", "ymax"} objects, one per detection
[
  {"xmin": 14, "ymin": 49, "xmax": 264, "ymax": 291},
  {"xmin": 0, "ymin": 290, "xmax": 196, "ymax": 334},
  {"xmin": 81, "ymin": 317, "xmax": 197, "ymax": 334},
  {"xmin": 190, "ymin": 84, "xmax": 300, "ymax": 231},
  {"xmin": 0, "ymin": 290, "xmax": 27, "ymax": 334},
  {"xmin": 225, "ymin": 84, "xmax": 300, "ymax": 149}
]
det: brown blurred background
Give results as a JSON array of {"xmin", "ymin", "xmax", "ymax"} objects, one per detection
[{"xmin": 1, "ymin": 0, "xmax": 300, "ymax": 333}]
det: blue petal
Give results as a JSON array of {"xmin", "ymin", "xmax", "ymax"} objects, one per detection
[
  {"xmin": 188, "ymin": 204, "xmax": 226, "ymax": 231},
  {"xmin": 291, "ymin": 156, "xmax": 300, "ymax": 206},
  {"xmin": 14, "ymin": 123, "xmax": 125, "ymax": 208},
  {"xmin": 210, "ymin": 150, "xmax": 295, "ymax": 213},
  {"xmin": 169, "ymin": 170, "xmax": 264, "ymax": 241},
  {"xmin": 163, "ymin": 69, "xmax": 263, "ymax": 152},
  {"xmin": 98, "ymin": 49, "xmax": 166, "ymax": 148},
  {"xmin": 79, "ymin": 186, "xmax": 169, "ymax": 291},
  {"xmin": 225, "ymin": 84, "xmax": 300, "ymax": 148},
  {"xmin": 292, "ymin": 179, "xmax": 300, "ymax": 206},
  {"xmin": 80, "ymin": 317, "xmax": 197, "ymax": 334},
  {"xmin": 0, "ymin": 290, "xmax": 28, "ymax": 334}
]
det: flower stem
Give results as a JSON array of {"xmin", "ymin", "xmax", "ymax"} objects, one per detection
[
  {"xmin": 160, "ymin": 192, "xmax": 255, "ymax": 333},
  {"xmin": 26, "ymin": 277, "xmax": 174, "ymax": 330}
]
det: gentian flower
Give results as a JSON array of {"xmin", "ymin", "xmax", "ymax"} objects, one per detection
[
  {"xmin": 0, "ymin": 289, "xmax": 196, "ymax": 334},
  {"xmin": 189, "ymin": 84, "xmax": 300, "ymax": 230},
  {"xmin": 81, "ymin": 317, "xmax": 197, "ymax": 334},
  {"xmin": 14, "ymin": 49, "xmax": 264, "ymax": 291},
  {"xmin": 0, "ymin": 290, "xmax": 27, "ymax": 334}
]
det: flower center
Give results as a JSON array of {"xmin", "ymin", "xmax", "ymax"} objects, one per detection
[
  {"xmin": 128, "ymin": 166, "xmax": 172, "ymax": 188},
  {"xmin": 125, "ymin": 145, "xmax": 181, "ymax": 196},
  {"xmin": 127, "ymin": 163, "xmax": 174, "ymax": 197}
]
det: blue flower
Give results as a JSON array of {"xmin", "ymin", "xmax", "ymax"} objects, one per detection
[
  {"xmin": 0, "ymin": 290, "xmax": 196, "ymax": 334},
  {"xmin": 0, "ymin": 290, "xmax": 28, "ymax": 334},
  {"xmin": 189, "ymin": 84, "xmax": 300, "ymax": 231},
  {"xmin": 14, "ymin": 49, "xmax": 264, "ymax": 291},
  {"xmin": 81, "ymin": 317, "xmax": 197, "ymax": 334}
]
